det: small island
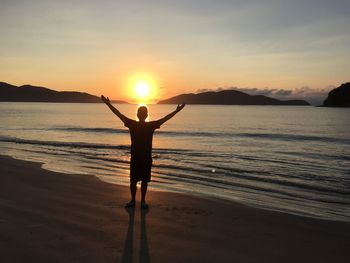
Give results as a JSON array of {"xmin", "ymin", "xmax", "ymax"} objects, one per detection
[
  {"xmin": 158, "ymin": 89, "xmax": 310, "ymax": 105},
  {"xmin": 323, "ymin": 83, "xmax": 350, "ymax": 107},
  {"xmin": 0, "ymin": 82, "xmax": 126, "ymax": 103}
]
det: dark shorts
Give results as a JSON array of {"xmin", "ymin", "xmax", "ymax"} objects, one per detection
[{"xmin": 130, "ymin": 156, "xmax": 152, "ymax": 183}]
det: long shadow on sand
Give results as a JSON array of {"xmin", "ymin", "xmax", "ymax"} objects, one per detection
[{"xmin": 121, "ymin": 207, "xmax": 149, "ymax": 263}]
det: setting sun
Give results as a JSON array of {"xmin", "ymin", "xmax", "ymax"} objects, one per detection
[
  {"xmin": 126, "ymin": 73, "xmax": 159, "ymax": 103},
  {"xmin": 135, "ymin": 81, "xmax": 150, "ymax": 98}
]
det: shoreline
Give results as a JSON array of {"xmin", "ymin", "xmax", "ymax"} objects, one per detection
[
  {"xmin": 5, "ymin": 152, "xmax": 349, "ymax": 223},
  {"xmin": 1, "ymin": 155, "xmax": 350, "ymax": 262}
]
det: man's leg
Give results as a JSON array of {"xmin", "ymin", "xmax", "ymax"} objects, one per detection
[
  {"xmin": 130, "ymin": 181, "xmax": 137, "ymax": 201},
  {"xmin": 141, "ymin": 181, "xmax": 149, "ymax": 208},
  {"xmin": 126, "ymin": 181, "xmax": 137, "ymax": 207}
]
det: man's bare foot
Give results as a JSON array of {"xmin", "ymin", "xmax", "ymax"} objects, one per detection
[
  {"xmin": 125, "ymin": 200, "xmax": 135, "ymax": 208},
  {"xmin": 141, "ymin": 201, "xmax": 149, "ymax": 209}
]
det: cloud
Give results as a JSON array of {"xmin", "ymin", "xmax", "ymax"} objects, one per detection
[
  {"xmin": 196, "ymin": 86, "xmax": 334, "ymax": 105},
  {"xmin": 274, "ymin": 89, "xmax": 293, "ymax": 96},
  {"xmin": 277, "ymin": 86, "xmax": 334, "ymax": 105},
  {"xmin": 196, "ymin": 88, "xmax": 211, "ymax": 93}
]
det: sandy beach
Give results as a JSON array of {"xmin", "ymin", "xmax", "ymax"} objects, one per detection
[{"xmin": 0, "ymin": 155, "xmax": 349, "ymax": 263}]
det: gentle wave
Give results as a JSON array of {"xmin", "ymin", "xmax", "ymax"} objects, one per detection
[
  {"xmin": 4, "ymin": 126, "xmax": 349, "ymax": 144},
  {"xmin": 0, "ymin": 136, "xmax": 190, "ymax": 154},
  {"xmin": 5, "ymin": 135, "xmax": 347, "ymax": 198},
  {"xmin": 154, "ymin": 170, "xmax": 350, "ymax": 205},
  {"xmin": 153, "ymin": 163, "xmax": 350, "ymax": 197},
  {"xmin": 57, "ymin": 127, "xmax": 350, "ymax": 144},
  {"xmin": 54, "ymin": 127, "xmax": 129, "ymax": 134},
  {"xmin": 0, "ymin": 136, "xmax": 129, "ymax": 150},
  {"xmin": 236, "ymin": 133, "xmax": 350, "ymax": 144}
]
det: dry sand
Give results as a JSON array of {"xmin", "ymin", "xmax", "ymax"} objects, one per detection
[{"xmin": 0, "ymin": 155, "xmax": 349, "ymax": 263}]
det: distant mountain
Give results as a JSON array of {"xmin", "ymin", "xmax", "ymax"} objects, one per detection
[
  {"xmin": 323, "ymin": 83, "xmax": 350, "ymax": 107},
  {"xmin": 158, "ymin": 89, "xmax": 310, "ymax": 105},
  {"xmin": 0, "ymin": 82, "xmax": 126, "ymax": 103}
]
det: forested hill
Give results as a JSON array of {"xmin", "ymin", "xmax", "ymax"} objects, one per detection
[
  {"xmin": 323, "ymin": 83, "xmax": 350, "ymax": 107},
  {"xmin": 158, "ymin": 89, "xmax": 310, "ymax": 105},
  {"xmin": 0, "ymin": 82, "xmax": 125, "ymax": 103}
]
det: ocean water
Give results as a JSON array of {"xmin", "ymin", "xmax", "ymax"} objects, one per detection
[{"xmin": 0, "ymin": 102, "xmax": 349, "ymax": 221}]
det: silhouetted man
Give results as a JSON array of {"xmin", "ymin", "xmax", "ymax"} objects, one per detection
[{"xmin": 101, "ymin": 95, "xmax": 185, "ymax": 208}]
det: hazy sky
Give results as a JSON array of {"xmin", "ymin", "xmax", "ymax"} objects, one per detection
[{"xmin": 1, "ymin": 0, "xmax": 349, "ymax": 102}]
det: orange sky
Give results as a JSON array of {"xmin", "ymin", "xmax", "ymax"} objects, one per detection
[{"xmin": 1, "ymin": 1, "xmax": 349, "ymax": 103}]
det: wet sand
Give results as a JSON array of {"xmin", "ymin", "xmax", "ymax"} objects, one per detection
[{"xmin": 0, "ymin": 155, "xmax": 349, "ymax": 262}]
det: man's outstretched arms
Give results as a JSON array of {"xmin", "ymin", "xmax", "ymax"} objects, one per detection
[
  {"xmin": 101, "ymin": 95, "xmax": 130, "ymax": 123},
  {"xmin": 157, "ymin": 104, "xmax": 186, "ymax": 126}
]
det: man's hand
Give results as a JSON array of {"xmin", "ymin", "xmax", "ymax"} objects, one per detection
[
  {"xmin": 101, "ymin": 95, "xmax": 129, "ymax": 123},
  {"xmin": 157, "ymin": 103, "xmax": 185, "ymax": 126},
  {"xmin": 101, "ymin": 95, "xmax": 110, "ymax": 105},
  {"xmin": 176, "ymin": 103, "xmax": 186, "ymax": 112}
]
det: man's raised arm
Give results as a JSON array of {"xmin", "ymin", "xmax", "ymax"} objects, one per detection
[
  {"xmin": 101, "ymin": 95, "xmax": 130, "ymax": 123},
  {"xmin": 157, "ymin": 104, "xmax": 186, "ymax": 126}
]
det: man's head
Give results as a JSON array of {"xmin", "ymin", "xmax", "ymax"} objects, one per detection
[{"xmin": 137, "ymin": 105, "xmax": 148, "ymax": 121}]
